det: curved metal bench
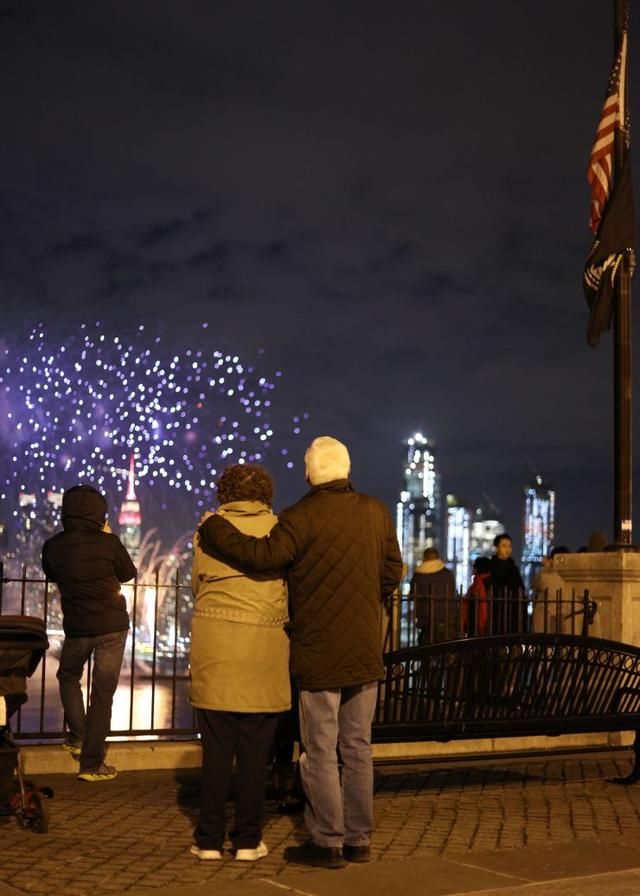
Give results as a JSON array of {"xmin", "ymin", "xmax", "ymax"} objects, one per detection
[{"xmin": 372, "ymin": 634, "xmax": 640, "ymax": 781}]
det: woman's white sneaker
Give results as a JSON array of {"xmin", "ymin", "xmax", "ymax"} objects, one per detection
[
  {"xmin": 235, "ymin": 841, "xmax": 268, "ymax": 862},
  {"xmin": 190, "ymin": 844, "xmax": 223, "ymax": 860}
]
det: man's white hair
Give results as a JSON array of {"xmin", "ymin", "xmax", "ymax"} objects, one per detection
[{"xmin": 304, "ymin": 436, "xmax": 351, "ymax": 485}]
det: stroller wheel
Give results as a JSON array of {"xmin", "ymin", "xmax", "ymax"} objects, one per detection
[
  {"xmin": 27, "ymin": 792, "xmax": 50, "ymax": 834},
  {"xmin": 39, "ymin": 787, "xmax": 54, "ymax": 799}
]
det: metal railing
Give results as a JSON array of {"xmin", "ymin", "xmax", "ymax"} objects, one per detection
[
  {"xmin": 382, "ymin": 587, "xmax": 597, "ymax": 653},
  {"xmin": 1, "ymin": 564, "xmax": 597, "ymax": 742},
  {"xmin": 0, "ymin": 563, "xmax": 197, "ymax": 740}
]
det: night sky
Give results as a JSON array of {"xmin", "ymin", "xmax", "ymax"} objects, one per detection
[{"xmin": 1, "ymin": 1, "xmax": 639, "ymax": 553}]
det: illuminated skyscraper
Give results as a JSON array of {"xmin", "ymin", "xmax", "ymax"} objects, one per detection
[
  {"xmin": 118, "ymin": 455, "xmax": 142, "ymax": 559},
  {"xmin": 43, "ymin": 489, "xmax": 63, "ymax": 533},
  {"xmin": 11, "ymin": 490, "xmax": 38, "ymax": 564},
  {"xmin": 396, "ymin": 432, "xmax": 442, "ymax": 585},
  {"xmin": 469, "ymin": 500, "xmax": 504, "ymax": 566},
  {"xmin": 521, "ymin": 475, "xmax": 555, "ymax": 589},
  {"xmin": 446, "ymin": 494, "xmax": 472, "ymax": 592},
  {"xmin": 17, "ymin": 491, "xmax": 37, "ymax": 535}
]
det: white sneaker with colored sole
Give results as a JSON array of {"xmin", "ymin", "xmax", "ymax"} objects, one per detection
[
  {"xmin": 190, "ymin": 844, "xmax": 223, "ymax": 860},
  {"xmin": 235, "ymin": 841, "xmax": 268, "ymax": 862}
]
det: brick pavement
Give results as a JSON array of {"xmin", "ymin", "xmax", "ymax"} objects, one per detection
[{"xmin": 2, "ymin": 750, "xmax": 640, "ymax": 895}]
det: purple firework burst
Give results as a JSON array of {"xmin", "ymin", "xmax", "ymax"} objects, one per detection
[{"xmin": 0, "ymin": 321, "xmax": 308, "ymax": 531}]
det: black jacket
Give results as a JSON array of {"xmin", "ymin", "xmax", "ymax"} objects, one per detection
[
  {"xmin": 410, "ymin": 564, "xmax": 457, "ymax": 630},
  {"xmin": 41, "ymin": 485, "xmax": 136, "ymax": 637},
  {"xmin": 199, "ymin": 479, "xmax": 403, "ymax": 690},
  {"xmin": 489, "ymin": 555, "xmax": 525, "ymax": 634},
  {"xmin": 489, "ymin": 556, "xmax": 524, "ymax": 597}
]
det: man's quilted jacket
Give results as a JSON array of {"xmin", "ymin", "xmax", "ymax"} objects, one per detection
[{"xmin": 198, "ymin": 479, "xmax": 404, "ymax": 690}]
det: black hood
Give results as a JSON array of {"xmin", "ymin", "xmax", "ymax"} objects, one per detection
[{"xmin": 61, "ymin": 485, "xmax": 107, "ymax": 532}]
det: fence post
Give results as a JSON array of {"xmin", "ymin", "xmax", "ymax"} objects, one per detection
[
  {"xmin": 580, "ymin": 588, "xmax": 598, "ymax": 637},
  {"xmin": 382, "ymin": 588, "xmax": 401, "ymax": 652}
]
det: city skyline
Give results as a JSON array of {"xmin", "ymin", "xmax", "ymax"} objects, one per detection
[
  {"xmin": 8, "ymin": 422, "xmax": 548, "ymax": 568},
  {"xmin": 397, "ymin": 431, "xmax": 556, "ymax": 590}
]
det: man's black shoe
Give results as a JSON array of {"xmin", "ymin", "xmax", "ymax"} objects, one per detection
[
  {"xmin": 343, "ymin": 844, "xmax": 370, "ymax": 863},
  {"xmin": 284, "ymin": 841, "xmax": 347, "ymax": 869}
]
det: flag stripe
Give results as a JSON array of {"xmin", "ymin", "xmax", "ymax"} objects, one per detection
[{"xmin": 586, "ymin": 32, "xmax": 627, "ymax": 234}]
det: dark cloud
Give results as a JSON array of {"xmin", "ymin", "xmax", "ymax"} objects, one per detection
[{"xmin": 0, "ymin": 0, "xmax": 636, "ymax": 551}]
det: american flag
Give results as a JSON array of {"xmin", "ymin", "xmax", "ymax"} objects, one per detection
[
  {"xmin": 587, "ymin": 28, "xmax": 628, "ymax": 234},
  {"xmin": 583, "ymin": 0, "xmax": 635, "ymax": 348}
]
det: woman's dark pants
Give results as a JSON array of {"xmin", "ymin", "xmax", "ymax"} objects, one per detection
[{"xmin": 195, "ymin": 708, "xmax": 279, "ymax": 851}]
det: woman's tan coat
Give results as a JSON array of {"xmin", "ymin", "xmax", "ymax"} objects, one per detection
[{"xmin": 189, "ymin": 501, "xmax": 291, "ymax": 713}]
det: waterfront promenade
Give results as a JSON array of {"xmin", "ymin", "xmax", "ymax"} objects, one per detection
[{"xmin": 4, "ymin": 749, "xmax": 640, "ymax": 896}]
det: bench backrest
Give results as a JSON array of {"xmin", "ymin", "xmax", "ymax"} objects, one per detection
[{"xmin": 373, "ymin": 634, "xmax": 640, "ymax": 743}]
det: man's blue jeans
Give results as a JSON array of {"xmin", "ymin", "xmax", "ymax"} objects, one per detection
[
  {"xmin": 57, "ymin": 630, "xmax": 127, "ymax": 771},
  {"xmin": 298, "ymin": 682, "xmax": 378, "ymax": 848}
]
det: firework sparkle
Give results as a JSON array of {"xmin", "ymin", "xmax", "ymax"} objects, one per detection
[{"xmin": 1, "ymin": 321, "xmax": 308, "ymax": 532}]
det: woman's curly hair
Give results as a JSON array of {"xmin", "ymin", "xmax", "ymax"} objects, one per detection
[{"xmin": 216, "ymin": 463, "xmax": 274, "ymax": 507}]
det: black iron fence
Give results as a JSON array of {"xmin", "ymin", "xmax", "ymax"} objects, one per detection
[
  {"xmin": 1, "ymin": 564, "xmax": 597, "ymax": 742},
  {"xmin": 381, "ymin": 587, "xmax": 598, "ymax": 653},
  {"xmin": 0, "ymin": 563, "xmax": 196, "ymax": 740}
]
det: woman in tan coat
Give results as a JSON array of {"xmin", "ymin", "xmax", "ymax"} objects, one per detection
[{"xmin": 189, "ymin": 464, "xmax": 290, "ymax": 863}]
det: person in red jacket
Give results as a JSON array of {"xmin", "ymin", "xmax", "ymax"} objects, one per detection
[
  {"xmin": 463, "ymin": 556, "xmax": 492, "ymax": 637},
  {"xmin": 198, "ymin": 437, "xmax": 403, "ymax": 870}
]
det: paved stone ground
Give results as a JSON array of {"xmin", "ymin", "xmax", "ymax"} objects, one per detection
[{"xmin": 2, "ymin": 750, "xmax": 640, "ymax": 895}]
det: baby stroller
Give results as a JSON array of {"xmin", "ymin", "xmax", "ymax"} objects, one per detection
[{"xmin": 0, "ymin": 615, "xmax": 52, "ymax": 833}]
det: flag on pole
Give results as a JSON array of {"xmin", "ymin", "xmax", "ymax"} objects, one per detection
[{"xmin": 583, "ymin": 0, "xmax": 635, "ymax": 348}]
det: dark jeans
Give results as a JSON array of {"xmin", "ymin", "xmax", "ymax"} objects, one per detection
[
  {"xmin": 195, "ymin": 708, "xmax": 279, "ymax": 851},
  {"xmin": 57, "ymin": 629, "xmax": 127, "ymax": 771}
]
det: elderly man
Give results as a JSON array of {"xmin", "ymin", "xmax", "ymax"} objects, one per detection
[{"xmin": 198, "ymin": 436, "xmax": 403, "ymax": 869}]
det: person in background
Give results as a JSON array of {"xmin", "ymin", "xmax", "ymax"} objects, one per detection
[
  {"xmin": 489, "ymin": 533, "xmax": 525, "ymax": 634},
  {"xmin": 269, "ymin": 688, "xmax": 305, "ymax": 815},
  {"xmin": 577, "ymin": 531, "xmax": 608, "ymax": 552},
  {"xmin": 189, "ymin": 464, "xmax": 290, "ymax": 863},
  {"xmin": 587, "ymin": 531, "xmax": 608, "ymax": 552},
  {"xmin": 463, "ymin": 556, "xmax": 492, "ymax": 637},
  {"xmin": 532, "ymin": 546, "xmax": 571, "ymax": 634},
  {"xmin": 411, "ymin": 547, "xmax": 457, "ymax": 643},
  {"xmin": 41, "ymin": 484, "xmax": 136, "ymax": 782}
]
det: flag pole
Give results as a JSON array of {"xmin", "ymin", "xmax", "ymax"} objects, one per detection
[{"xmin": 612, "ymin": 0, "xmax": 634, "ymax": 548}]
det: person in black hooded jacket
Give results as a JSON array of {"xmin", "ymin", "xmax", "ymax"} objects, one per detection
[
  {"xmin": 42, "ymin": 484, "xmax": 136, "ymax": 781},
  {"xmin": 489, "ymin": 532, "xmax": 525, "ymax": 634}
]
